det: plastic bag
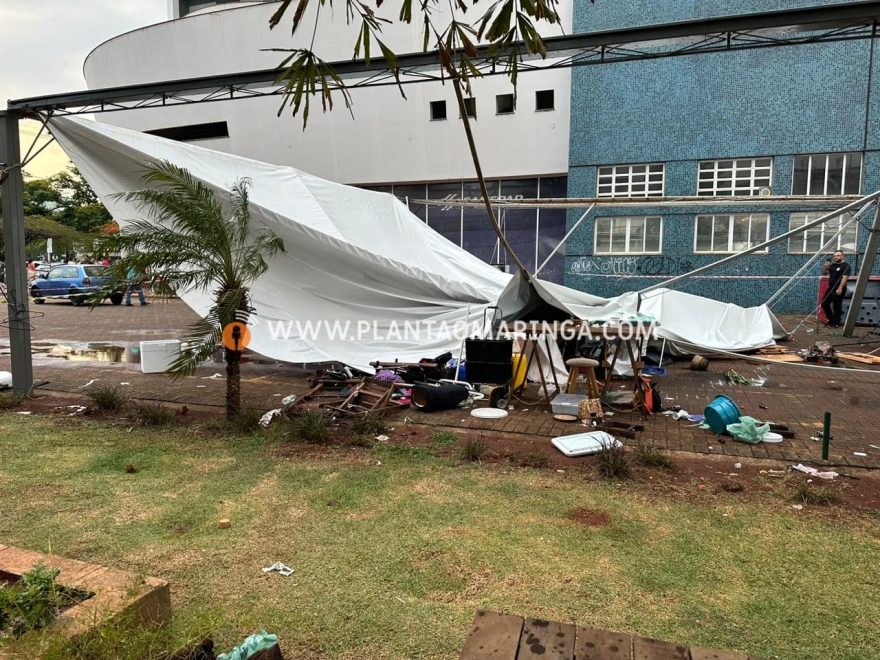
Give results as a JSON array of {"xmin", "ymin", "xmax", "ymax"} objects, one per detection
[
  {"xmin": 218, "ymin": 631, "xmax": 279, "ymax": 660},
  {"xmin": 725, "ymin": 416, "xmax": 770, "ymax": 444}
]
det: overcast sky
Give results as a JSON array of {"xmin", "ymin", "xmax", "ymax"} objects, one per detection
[{"xmin": 0, "ymin": 0, "xmax": 167, "ymax": 178}]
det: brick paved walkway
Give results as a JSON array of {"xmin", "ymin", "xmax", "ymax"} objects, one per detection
[{"xmin": 2, "ymin": 299, "xmax": 878, "ymax": 469}]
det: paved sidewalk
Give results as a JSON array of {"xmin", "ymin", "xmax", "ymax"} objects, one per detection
[{"xmin": 2, "ymin": 299, "xmax": 879, "ymax": 469}]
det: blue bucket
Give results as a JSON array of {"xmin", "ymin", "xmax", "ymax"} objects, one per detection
[{"xmin": 703, "ymin": 395, "xmax": 741, "ymax": 434}]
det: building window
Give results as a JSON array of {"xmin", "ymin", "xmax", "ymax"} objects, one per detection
[
  {"xmin": 694, "ymin": 214, "xmax": 769, "ymax": 253},
  {"xmin": 697, "ymin": 158, "xmax": 772, "ymax": 196},
  {"xmin": 496, "ymin": 93, "xmax": 515, "ymax": 115},
  {"xmin": 788, "ymin": 212, "xmax": 858, "ymax": 254},
  {"xmin": 594, "ymin": 216, "xmax": 663, "ymax": 255},
  {"xmin": 597, "ymin": 163, "xmax": 664, "ymax": 198},
  {"xmin": 145, "ymin": 121, "xmax": 229, "ymax": 142},
  {"xmin": 792, "ymin": 153, "xmax": 862, "ymax": 196},
  {"xmin": 535, "ymin": 89, "xmax": 555, "ymax": 111},
  {"xmin": 462, "ymin": 97, "xmax": 477, "ymax": 118},
  {"xmin": 430, "ymin": 100, "xmax": 447, "ymax": 121}
]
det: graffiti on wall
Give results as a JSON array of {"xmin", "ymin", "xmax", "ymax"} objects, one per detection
[{"xmin": 570, "ymin": 255, "xmax": 697, "ymax": 277}]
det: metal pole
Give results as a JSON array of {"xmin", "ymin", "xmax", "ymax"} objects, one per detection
[
  {"xmin": 842, "ymin": 204, "xmax": 880, "ymax": 336},
  {"xmin": 533, "ymin": 204, "xmax": 594, "ymax": 277},
  {"xmin": 821, "ymin": 411, "xmax": 831, "ymax": 461},
  {"xmin": 639, "ymin": 193, "xmax": 880, "ymax": 295},
  {"xmin": 0, "ymin": 111, "xmax": 35, "ymax": 396}
]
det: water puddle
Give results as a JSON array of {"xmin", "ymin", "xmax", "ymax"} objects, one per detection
[{"xmin": 1, "ymin": 341, "xmax": 279, "ymax": 367}]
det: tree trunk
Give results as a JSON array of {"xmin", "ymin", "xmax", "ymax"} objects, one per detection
[
  {"xmin": 449, "ymin": 74, "xmax": 530, "ymax": 279},
  {"xmin": 225, "ymin": 348, "xmax": 241, "ymax": 419}
]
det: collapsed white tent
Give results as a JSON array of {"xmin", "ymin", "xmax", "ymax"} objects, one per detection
[{"xmin": 48, "ymin": 117, "xmax": 781, "ymax": 371}]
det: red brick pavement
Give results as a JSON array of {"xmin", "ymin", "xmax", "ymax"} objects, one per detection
[{"xmin": 1, "ymin": 299, "xmax": 878, "ymax": 469}]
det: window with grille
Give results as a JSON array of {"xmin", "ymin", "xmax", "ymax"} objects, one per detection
[
  {"xmin": 792, "ymin": 153, "xmax": 862, "ymax": 196},
  {"xmin": 597, "ymin": 163, "xmax": 664, "ymax": 198},
  {"xmin": 787, "ymin": 212, "xmax": 858, "ymax": 254},
  {"xmin": 594, "ymin": 217, "xmax": 663, "ymax": 255},
  {"xmin": 694, "ymin": 214, "xmax": 770, "ymax": 253},
  {"xmin": 697, "ymin": 158, "xmax": 772, "ymax": 196}
]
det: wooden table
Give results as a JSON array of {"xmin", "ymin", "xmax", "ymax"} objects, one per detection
[{"xmin": 459, "ymin": 611, "xmax": 758, "ymax": 660}]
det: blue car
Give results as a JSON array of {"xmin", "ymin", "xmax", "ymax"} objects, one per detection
[{"xmin": 30, "ymin": 264, "xmax": 124, "ymax": 306}]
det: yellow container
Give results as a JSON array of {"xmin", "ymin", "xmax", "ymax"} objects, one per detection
[{"xmin": 511, "ymin": 352, "xmax": 528, "ymax": 390}]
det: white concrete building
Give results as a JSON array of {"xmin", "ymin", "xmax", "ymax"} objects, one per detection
[{"xmin": 85, "ymin": 0, "xmax": 572, "ymax": 279}]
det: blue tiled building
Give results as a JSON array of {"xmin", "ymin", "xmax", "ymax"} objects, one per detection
[{"xmin": 566, "ymin": 0, "xmax": 880, "ymax": 312}]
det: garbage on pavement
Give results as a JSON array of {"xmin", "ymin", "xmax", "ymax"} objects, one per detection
[{"xmin": 725, "ymin": 416, "xmax": 770, "ymax": 444}]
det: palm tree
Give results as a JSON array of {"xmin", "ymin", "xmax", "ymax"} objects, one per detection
[{"xmin": 95, "ymin": 161, "xmax": 285, "ymax": 418}]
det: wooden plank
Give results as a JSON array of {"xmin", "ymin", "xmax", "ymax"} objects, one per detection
[
  {"xmin": 517, "ymin": 617, "xmax": 576, "ymax": 659},
  {"xmin": 459, "ymin": 610, "xmax": 524, "ymax": 660},
  {"xmin": 633, "ymin": 636, "xmax": 689, "ymax": 660},
  {"xmin": 689, "ymin": 647, "xmax": 750, "ymax": 660},
  {"xmin": 837, "ymin": 352, "xmax": 880, "ymax": 365},
  {"xmin": 574, "ymin": 626, "xmax": 631, "ymax": 660},
  {"xmin": 759, "ymin": 354, "xmax": 804, "ymax": 363}
]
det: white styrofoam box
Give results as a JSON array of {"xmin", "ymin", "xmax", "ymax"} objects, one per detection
[
  {"xmin": 551, "ymin": 432, "xmax": 621, "ymax": 457},
  {"xmin": 550, "ymin": 393, "xmax": 589, "ymax": 416},
  {"xmin": 139, "ymin": 340, "xmax": 181, "ymax": 374}
]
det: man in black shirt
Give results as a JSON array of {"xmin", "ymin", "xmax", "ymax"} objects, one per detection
[{"xmin": 822, "ymin": 250, "xmax": 851, "ymax": 328}]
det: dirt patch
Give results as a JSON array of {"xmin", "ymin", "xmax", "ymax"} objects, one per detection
[{"xmin": 567, "ymin": 507, "xmax": 611, "ymax": 528}]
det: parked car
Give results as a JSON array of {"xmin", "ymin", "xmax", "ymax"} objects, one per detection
[{"xmin": 30, "ymin": 264, "xmax": 124, "ymax": 306}]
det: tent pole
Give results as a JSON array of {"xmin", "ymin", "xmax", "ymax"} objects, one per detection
[
  {"xmin": 533, "ymin": 204, "xmax": 594, "ymax": 277},
  {"xmin": 0, "ymin": 111, "xmax": 35, "ymax": 396},
  {"xmin": 842, "ymin": 203, "xmax": 880, "ymax": 336},
  {"xmin": 639, "ymin": 192, "xmax": 880, "ymax": 295}
]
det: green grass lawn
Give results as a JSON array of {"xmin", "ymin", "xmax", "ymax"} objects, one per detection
[{"xmin": 0, "ymin": 414, "xmax": 878, "ymax": 659}]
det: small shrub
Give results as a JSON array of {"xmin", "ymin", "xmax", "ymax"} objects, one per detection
[
  {"xmin": 345, "ymin": 433, "xmax": 376, "ymax": 449},
  {"xmin": 461, "ymin": 438, "xmax": 487, "ymax": 462},
  {"xmin": 633, "ymin": 443, "xmax": 674, "ymax": 469},
  {"xmin": 134, "ymin": 403, "xmax": 174, "ymax": 427},
  {"xmin": 0, "ymin": 564, "xmax": 91, "ymax": 640},
  {"xmin": 431, "ymin": 431, "xmax": 457, "ymax": 447},
  {"xmin": 351, "ymin": 414, "xmax": 388, "ymax": 437},
  {"xmin": 793, "ymin": 480, "xmax": 840, "ymax": 505},
  {"xmin": 86, "ymin": 385, "xmax": 129, "ymax": 412},
  {"xmin": 596, "ymin": 443, "xmax": 632, "ymax": 480},
  {"xmin": 229, "ymin": 408, "xmax": 263, "ymax": 434},
  {"xmin": 124, "ymin": 463, "xmax": 140, "ymax": 474},
  {"xmin": 292, "ymin": 409, "xmax": 330, "ymax": 444},
  {"xmin": 0, "ymin": 393, "xmax": 24, "ymax": 410}
]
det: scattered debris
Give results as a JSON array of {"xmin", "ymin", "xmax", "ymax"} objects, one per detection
[
  {"xmin": 375, "ymin": 434, "xmax": 390, "ymax": 442},
  {"xmin": 854, "ymin": 451, "xmax": 868, "ymax": 457},
  {"xmin": 281, "ymin": 394, "xmax": 297, "ymax": 407},
  {"xmin": 259, "ymin": 409, "xmax": 283, "ymax": 428},
  {"xmin": 16, "ymin": 411, "xmax": 32, "ymax": 415},
  {"xmin": 66, "ymin": 405, "xmax": 87, "ymax": 416},
  {"xmin": 78, "ymin": 379, "xmax": 98, "ymax": 389},
  {"xmin": 799, "ymin": 341, "xmax": 838, "ymax": 364},
  {"xmin": 791, "ymin": 464, "xmax": 839, "ymax": 480},
  {"xmin": 261, "ymin": 562, "xmax": 294, "ymax": 577},
  {"xmin": 201, "ymin": 373, "xmax": 223, "ymax": 380},
  {"xmin": 725, "ymin": 369, "xmax": 766, "ymax": 386},
  {"xmin": 791, "ymin": 504, "xmax": 804, "ymax": 510}
]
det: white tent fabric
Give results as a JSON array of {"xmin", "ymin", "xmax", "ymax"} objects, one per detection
[{"xmin": 48, "ymin": 117, "xmax": 780, "ymax": 371}]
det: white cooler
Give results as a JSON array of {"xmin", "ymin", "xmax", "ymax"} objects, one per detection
[{"xmin": 139, "ymin": 340, "xmax": 181, "ymax": 374}]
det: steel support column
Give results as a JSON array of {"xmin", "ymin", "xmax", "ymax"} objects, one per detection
[
  {"xmin": 843, "ymin": 203, "xmax": 880, "ymax": 336},
  {"xmin": 0, "ymin": 111, "xmax": 35, "ymax": 395}
]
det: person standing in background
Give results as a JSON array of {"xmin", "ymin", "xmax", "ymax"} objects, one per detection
[{"xmin": 821, "ymin": 250, "xmax": 851, "ymax": 328}]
